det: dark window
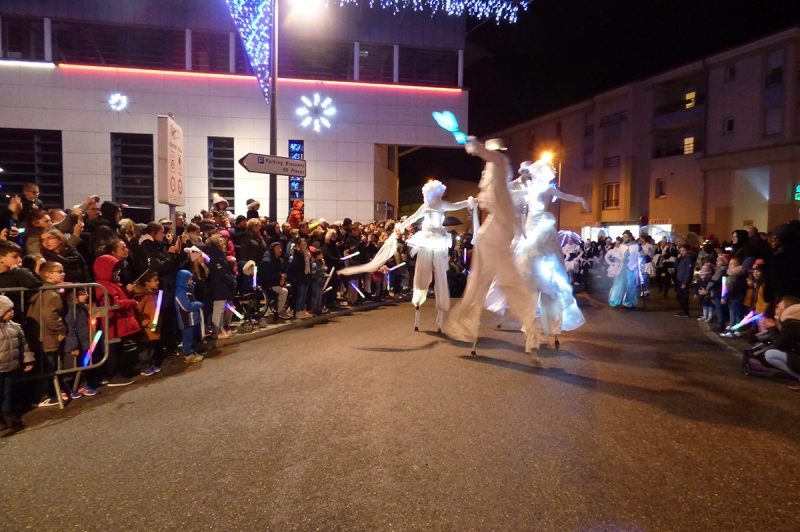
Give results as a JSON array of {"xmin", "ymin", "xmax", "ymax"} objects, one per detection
[
  {"xmin": 398, "ymin": 47, "xmax": 457, "ymax": 86},
  {"xmin": 234, "ymin": 35, "xmax": 254, "ymax": 74},
  {"xmin": 599, "ymin": 112, "xmax": 628, "ymax": 127},
  {"xmin": 724, "ymin": 118, "xmax": 735, "ymax": 134},
  {"xmin": 111, "ymin": 133, "xmax": 154, "ymax": 221},
  {"xmin": 279, "ymin": 40, "xmax": 353, "ymax": 81},
  {"xmin": 655, "ymin": 179, "xmax": 667, "ymax": 198},
  {"xmin": 1, "ymin": 17, "xmax": 45, "ymax": 61},
  {"xmin": 192, "ymin": 31, "xmax": 230, "ymax": 73},
  {"xmin": 0, "ymin": 128, "xmax": 63, "ymax": 209},
  {"xmin": 603, "ymin": 156, "xmax": 621, "ymax": 168},
  {"xmin": 53, "ymin": 22, "xmax": 184, "ymax": 70},
  {"xmin": 358, "ymin": 43, "xmax": 394, "ymax": 83},
  {"xmin": 208, "ymin": 137, "xmax": 235, "ymax": 212},
  {"xmin": 765, "ymin": 67, "xmax": 783, "ymax": 87},
  {"xmin": 288, "ymin": 140, "xmax": 305, "ymax": 212}
]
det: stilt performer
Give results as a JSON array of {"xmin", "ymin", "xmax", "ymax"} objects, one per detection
[{"xmin": 443, "ymin": 136, "xmax": 539, "ymax": 358}]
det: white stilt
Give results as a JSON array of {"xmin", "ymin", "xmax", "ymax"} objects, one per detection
[
  {"xmin": 436, "ymin": 309, "xmax": 444, "ymax": 333},
  {"xmin": 553, "ymin": 335, "xmax": 560, "ymax": 349},
  {"xmin": 414, "ymin": 306, "xmax": 420, "ymax": 331},
  {"xmin": 470, "ymin": 339, "xmax": 478, "ymax": 356}
]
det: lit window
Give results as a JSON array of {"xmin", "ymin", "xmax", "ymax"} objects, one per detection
[
  {"xmin": 603, "ymin": 183, "xmax": 619, "ymax": 210},
  {"xmin": 656, "ymin": 179, "xmax": 667, "ymax": 198},
  {"xmin": 683, "ymin": 137, "xmax": 695, "ymax": 154},
  {"xmin": 685, "ymin": 91, "xmax": 696, "ymax": 109}
]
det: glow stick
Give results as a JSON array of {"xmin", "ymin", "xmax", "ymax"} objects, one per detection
[
  {"xmin": 463, "ymin": 248, "xmax": 467, "ymax": 262},
  {"xmin": 732, "ymin": 313, "xmax": 762, "ymax": 331},
  {"xmin": 323, "ymin": 287, "xmax": 333, "ymax": 293},
  {"xmin": 226, "ymin": 303, "xmax": 244, "ymax": 319},
  {"xmin": 151, "ymin": 290, "xmax": 164, "ymax": 331},
  {"xmin": 322, "ymin": 267, "xmax": 336, "ymax": 292},
  {"xmin": 721, "ymin": 277, "xmax": 728, "ymax": 298},
  {"xmin": 82, "ymin": 330, "xmax": 103, "ymax": 367},
  {"xmin": 388, "ymin": 262, "xmax": 406, "ymax": 272},
  {"xmin": 252, "ymin": 266, "xmax": 258, "ymax": 289},
  {"xmin": 342, "ymin": 251, "xmax": 360, "ymax": 261},
  {"xmin": 350, "ymin": 282, "xmax": 365, "ymax": 298}
]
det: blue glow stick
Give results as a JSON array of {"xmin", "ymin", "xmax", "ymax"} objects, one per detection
[
  {"xmin": 252, "ymin": 266, "xmax": 258, "ymax": 289},
  {"xmin": 342, "ymin": 252, "xmax": 360, "ymax": 261},
  {"xmin": 350, "ymin": 282, "xmax": 365, "ymax": 298},
  {"xmin": 432, "ymin": 111, "xmax": 467, "ymax": 144},
  {"xmin": 226, "ymin": 303, "xmax": 244, "ymax": 320},
  {"xmin": 731, "ymin": 313, "xmax": 762, "ymax": 331},
  {"xmin": 82, "ymin": 330, "xmax": 103, "ymax": 367},
  {"xmin": 721, "ymin": 277, "xmax": 728, "ymax": 298},
  {"xmin": 388, "ymin": 262, "xmax": 406, "ymax": 271}
]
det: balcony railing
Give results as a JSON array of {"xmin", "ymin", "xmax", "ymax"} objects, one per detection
[
  {"xmin": 603, "ymin": 199, "xmax": 619, "ymax": 210},
  {"xmin": 603, "ymin": 156, "xmax": 621, "ymax": 168},
  {"xmin": 652, "ymin": 140, "xmax": 704, "ymax": 159},
  {"xmin": 654, "ymin": 94, "xmax": 706, "ymax": 116}
]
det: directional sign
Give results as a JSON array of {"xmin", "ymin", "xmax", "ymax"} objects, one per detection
[{"xmin": 239, "ymin": 153, "xmax": 307, "ymax": 177}]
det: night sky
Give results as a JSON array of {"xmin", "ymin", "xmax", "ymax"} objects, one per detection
[{"xmin": 400, "ymin": 0, "xmax": 800, "ymax": 189}]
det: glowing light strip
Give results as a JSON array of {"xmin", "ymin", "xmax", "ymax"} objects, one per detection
[
  {"xmin": 350, "ymin": 282, "xmax": 365, "ymax": 298},
  {"xmin": 252, "ymin": 266, "xmax": 258, "ymax": 289},
  {"xmin": 732, "ymin": 312, "xmax": 762, "ymax": 331},
  {"xmin": 56, "ymin": 64, "xmax": 463, "ymax": 93},
  {"xmin": 0, "ymin": 60, "xmax": 55, "ymax": 69},
  {"xmin": 226, "ymin": 303, "xmax": 244, "ymax": 320},
  {"xmin": 82, "ymin": 330, "xmax": 103, "ymax": 367},
  {"xmin": 342, "ymin": 252, "xmax": 360, "ymax": 261},
  {"xmin": 388, "ymin": 262, "xmax": 406, "ymax": 272},
  {"xmin": 151, "ymin": 290, "xmax": 164, "ymax": 331}
]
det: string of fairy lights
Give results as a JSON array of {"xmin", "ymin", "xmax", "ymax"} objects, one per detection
[
  {"xmin": 226, "ymin": 0, "xmax": 274, "ymax": 102},
  {"xmin": 340, "ymin": 0, "xmax": 528, "ymax": 22}
]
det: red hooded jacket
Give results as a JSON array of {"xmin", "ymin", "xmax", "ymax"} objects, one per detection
[{"xmin": 93, "ymin": 255, "xmax": 141, "ymax": 339}]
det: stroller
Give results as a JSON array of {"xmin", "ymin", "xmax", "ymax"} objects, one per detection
[
  {"xmin": 741, "ymin": 331, "xmax": 781, "ymax": 377},
  {"xmin": 230, "ymin": 260, "xmax": 271, "ymax": 333}
]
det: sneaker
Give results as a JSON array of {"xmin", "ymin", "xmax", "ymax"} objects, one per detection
[
  {"xmin": 697, "ymin": 316, "xmax": 706, "ymax": 321},
  {"xmin": 217, "ymin": 331, "xmax": 232, "ymax": 340},
  {"xmin": 107, "ymin": 376, "xmax": 135, "ymax": 387},
  {"xmin": 720, "ymin": 332, "xmax": 735, "ymax": 338},
  {"xmin": 78, "ymin": 386, "xmax": 100, "ymax": 396},
  {"xmin": 35, "ymin": 398, "xmax": 60, "ymax": 408},
  {"xmin": 140, "ymin": 367, "xmax": 157, "ymax": 377},
  {"xmin": 733, "ymin": 331, "xmax": 743, "ymax": 338},
  {"xmin": 278, "ymin": 311, "xmax": 293, "ymax": 320},
  {"xmin": 184, "ymin": 354, "xmax": 204, "ymax": 364},
  {"xmin": 151, "ymin": 366, "xmax": 162, "ymax": 374},
  {"xmin": 61, "ymin": 390, "xmax": 83, "ymax": 401},
  {"xmin": 296, "ymin": 311, "xmax": 313, "ymax": 319},
  {"xmin": 704, "ymin": 316, "xmax": 714, "ymax": 322}
]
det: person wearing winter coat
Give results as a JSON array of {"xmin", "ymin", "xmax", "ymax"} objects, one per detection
[
  {"xmin": 63, "ymin": 287, "xmax": 94, "ymax": 395},
  {"xmin": 207, "ymin": 235, "xmax": 237, "ymax": 339},
  {"xmin": 673, "ymin": 244, "xmax": 697, "ymax": 318},
  {"xmin": 239, "ymin": 218, "xmax": 268, "ymax": 264},
  {"xmin": 288, "ymin": 238, "xmax": 312, "ymax": 318},
  {"xmin": 175, "ymin": 269, "xmax": 205, "ymax": 363},
  {"xmin": 246, "ymin": 199, "xmax": 261, "ymax": 220},
  {"xmin": 132, "ymin": 271, "xmax": 163, "ymax": 376},
  {"xmin": 721, "ymin": 257, "xmax": 748, "ymax": 337},
  {"xmin": 0, "ymin": 295, "xmax": 34, "ymax": 429},
  {"xmin": 93, "ymin": 254, "xmax": 141, "ymax": 386},
  {"xmin": 40, "ymin": 229, "xmax": 91, "ymax": 284},
  {"xmin": 707, "ymin": 255, "xmax": 729, "ymax": 332},
  {"xmin": 763, "ymin": 296, "xmax": 800, "ymax": 392},
  {"xmin": 84, "ymin": 201, "xmax": 122, "ymax": 264},
  {"xmin": 258, "ymin": 242, "xmax": 291, "ymax": 319},
  {"xmin": 0, "ymin": 240, "xmax": 42, "ymax": 327}
]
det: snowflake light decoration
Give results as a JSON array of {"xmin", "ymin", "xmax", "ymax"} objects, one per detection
[
  {"xmin": 296, "ymin": 93, "xmax": 336, "ymax": 132},
  {"xmin": 108, "ymin": 93, "xmax": 128, "ymax": 111},
  {"xmin": 226, "ymin": 0, "xmax": 274, "ymax": 103}
]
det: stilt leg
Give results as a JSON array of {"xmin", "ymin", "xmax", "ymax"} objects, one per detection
[
  {"xmin": 470, "ymin": 339, "xmax": 478, "ymax": 356},
  {"xmin": 436, "ymin": 309, "xmax": 444, "ymax": 334},
  {"xmin": 414, "ymin": 306, "xmax": 420, "ymax": 331},
  {"xmin": 554, "ymin": 335, "xmax": 560, "ymax": 350}
]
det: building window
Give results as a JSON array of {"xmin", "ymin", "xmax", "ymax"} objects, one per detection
[
  {"xmin": 724, "ymin": 118, "xmax": 735, "ymax": 134},
  {"xmin": 111, "ymin": 133, "xmax": 154, "ymax": 222},
  {"xmin": 685, "ymin": 91, "xmax": 696, "ymax": 109},
  {"xmin": 0, "ymin": 128, "xmax": 63, "ymax": 209},
  {"xmin": 358, "ymin": 43, "xmax": 394, "ymax": 83},
  {"xmin": 279, "ymin": 40, "xmax": 353, "ymax": 81},
  {"xmin": 192, "ymin": 32, "xmax": 230, "ymax": 73},
  {"xmin": 683, "ymin": 137, "xmax": 695, "ymax": 154},
  {"xmin": 0, "ymin": 17, "xmax": 45, "ymax": 61},
  {"xmin": 234, "ymin": 36, "xmax": 254, "ymax": 74},
  {"xmin": 764, "ymin": 108, "xmax": 783, "ymax": 136},
  {"xmin": 599, "ymin": 111, "xmax": 628, "ymax": 127},
  {"xmin": 724, "ymin": 65, "xmax": 736, "ymax": 81},
  {"xmin": 208, "ymin": 137, "xmax": 235, "ymax": 212},
  {"xmin": 603, "ymin": 156, "xmax": 620, "ymax": 168},
  {"xmin": 603, "ymin": 183, "xmax": 619, "ymax": 210},
  {"xmin": 766, "ymin": 49, "xmax": 784, "ymax": 87},
  {"xmin": 583, "ymin": 149, "xmax": 594, "ymax": 169},
  {"xmin": 398, "ymin": 47, "xmax": 458, "ymax": 87},
  {"xmin": 655, "ymin": 179, "xmax": 667, "ymax": 198}
]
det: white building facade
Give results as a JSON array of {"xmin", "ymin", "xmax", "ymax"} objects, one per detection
[{"xmin": 0, "ymin": 1, "xmax": 468, "ymax": 223}]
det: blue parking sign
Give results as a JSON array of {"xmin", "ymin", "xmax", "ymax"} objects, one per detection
[{"xmin": 258, "ymin": 156, "xmax": 264, "ymax": 164}]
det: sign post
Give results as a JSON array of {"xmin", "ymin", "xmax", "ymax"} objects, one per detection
[{"xmin": 157, "ymin": 113, "xmax": 185, "ymax": 228}]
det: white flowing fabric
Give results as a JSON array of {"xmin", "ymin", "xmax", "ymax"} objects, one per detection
[
  {"xmin": 443, "ymin": 139, "xmax": 538, "ymax": 351},
  {"xmin": 339, "ymin": 232, "xmax": 400, "ymax": 276},
  {"xmin": 605, "ymin": 247, "xmax": 623, "ymax": 279}
]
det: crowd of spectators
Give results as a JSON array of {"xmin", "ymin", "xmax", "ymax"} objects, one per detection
[{"xmin": 0, "ymin": 186, "xmax": 473, "ymax": 426}]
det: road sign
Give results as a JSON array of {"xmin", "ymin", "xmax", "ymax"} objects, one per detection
[
  {"xmin": 239, "ymin": 153, "xmax": 307, "ymax": 177},
  {"xmin": 157, "ymin": 114, "xmax": 185, "ymax": 206}
]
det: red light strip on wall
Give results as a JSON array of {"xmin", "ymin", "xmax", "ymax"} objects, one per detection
[{"xmin": 57, "ymin": 63, "xmax": 463, "ymax": 94}]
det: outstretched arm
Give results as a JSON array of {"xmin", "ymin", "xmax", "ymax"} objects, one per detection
[
  {"xmin": 398, "ymin": 204, "xmax": 425, "ymax": 234},
  {"xmin": 442, "ymin": 197, "xmax": 475, "ymax": 212},
  {"xmin": 543, "ymin": 187, "xmax": 590, "ymax": 211}
]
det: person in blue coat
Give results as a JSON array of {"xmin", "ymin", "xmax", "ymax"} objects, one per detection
[{"xmin": 175, "ymin": 270, "xmax": 205, "ymax": 363}]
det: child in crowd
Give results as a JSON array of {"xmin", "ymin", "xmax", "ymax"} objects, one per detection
[
  {"xmin": 259, "ymin": 242, "xmax": 291, "ymax": 320},
  {"xmin": 0, "ymin": 241, "xmax": 42, "ymax": 326},
  {"xmin": 185, "ymin": 246, "xmax": 212, "ymax": 334},
  {"xmin": 752, "ymin": 260, "xmax": 771, "ymax": 332},
  {"xmin": 310, "ymin": 248, "xmax": 326, "ymax": 315},
  {"xmin": 289, "ymin": 238, "xmax": 312, "ymax": 318},
  {"xmin": 175, "ymin": 270, "xmax": 205, "ymax": 363},
  {"xmin": 184, "ymin": 223, "xmax": 203, "ymax": 245},
  {"xmin": 22, "ymin": 253, "xmax": 45, "ymax": 278},
  {"xmin": 93, "ymin": 255, "xmax": 142, "ymax": 386},
  {"xmin": 0, "ymin": 295, "xmax": 35, "ymax": 429},
  {"xmin": 707, "ymin": 255, "xmax": 728, "ymax": 332},
  {"xmin": 207, "ymin": 235, "xmax": 236, "ymax": 339},
  {"xmin": 27, "ymin": 261, "xmax": 70, "ymax": 406},
  {"xmin": 695, "ymin": 263, "xmax": 714, "ymax": 322},
  {"xmin": 133, "ymin": 271, "xmax": 163, "ymax": 376},
  {"xmin": 721, "ymin": 257, "xmax": 747, "ymax": 338},
  {"xmin": 63, "ymin": 288, "xmax": 96, "ymax": 396}
]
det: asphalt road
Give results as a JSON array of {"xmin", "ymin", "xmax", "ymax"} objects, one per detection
[{"xmin": 1, "ymin": 295, "xmax": 798, "ymax": 531}]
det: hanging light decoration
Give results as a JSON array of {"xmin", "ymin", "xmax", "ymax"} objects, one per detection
[{"xmin": 226, "ymin": 0, "xmax": 274, "ymax": 103}]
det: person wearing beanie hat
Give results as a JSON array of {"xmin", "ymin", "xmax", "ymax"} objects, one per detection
[
  {"xmin": 0, "ymin": 294, "xmax": 35, "ymax": 428},
  {"xmin": 246, "ymin": 199, "xmax": 261, "ymax": 220}
]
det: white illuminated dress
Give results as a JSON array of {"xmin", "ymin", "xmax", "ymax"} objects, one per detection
[
  {"xmin": 485, "ymin": 159, "xmax": 587, "ymax": 339},
  {"xmin": 400, "ymin": 180, "xmax": 473, "ymax": 331}
]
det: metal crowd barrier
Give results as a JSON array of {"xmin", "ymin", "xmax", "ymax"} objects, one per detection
[{"xmin": 0, "ymin": 283, "xmax": 115, "ymax": 409}]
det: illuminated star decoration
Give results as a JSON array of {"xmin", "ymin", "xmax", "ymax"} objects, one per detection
[
  {"xmin": 340, "ymin": 0, "xmax": 527, "ymax": 23},
  {"xmin": 108, "ymin": 93, "xmax": 128, "ymax": 111},
  {"xmin": 296, "ymin": 93, "xmax": 336, "ymax": 133},
  {"xmin": 226, "ymin": 0, "xmax": 273, "ymax": 103}
]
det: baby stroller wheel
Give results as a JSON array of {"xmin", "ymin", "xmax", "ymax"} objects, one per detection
[
  {"xmin": 741, "ymin": 359, "xmax": 752, "ymax": 376},
  {"xmin": 240, "ymin": 321, "xmax": 254, "ymax": 333},
  {"xmin": 259, "ymin": 316, "xmax": 271, "ymax": 329}
]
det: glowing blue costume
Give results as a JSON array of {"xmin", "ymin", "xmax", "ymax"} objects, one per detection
[{"xmin": 608, "ymin": 240, "xmax": 640, "ymax": 308}]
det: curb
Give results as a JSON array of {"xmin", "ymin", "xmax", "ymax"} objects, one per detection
[
  {"xmin": 698, "ymin": 320, "xmax": 746, "ymax": 357},
  {"xmin": 211, "ymin": 295, "xmax": 412, "ymax": 348}
]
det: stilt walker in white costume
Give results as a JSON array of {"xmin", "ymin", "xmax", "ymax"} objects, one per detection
[
  {"xmin": 396, "ymin": 180, "xmax": 474, "ymax": 332},
  {"xmin": 443, "ymin": 137, "xmax": 540, "ymax": 358},
  {"xmin": 486, "ymin": 158, "xmax": 588, "ymax": 347}
]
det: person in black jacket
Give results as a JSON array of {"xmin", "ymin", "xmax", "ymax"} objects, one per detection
[
  {"xmin": 206, "ymin": 235, "xmax": 237, "ymax": 338},
  {"xmin": 0, "ymin": 241, "xmax": 42, "ymax": 330},
  {"xmin": 288, "ymin": 238, "xmax": 312, "ymax": 318},
  {"xmin": 258, "ymin": 242, "xmax": 290, "ymax": 319},
  {"xmin": 40, "ymin": 229, "xmax": 91, "ymax": 284},
  {"xmin": 673, "ymin": 244, "xmax": 697, "ymax": 318},
  {"xmin": 239, "ymin": 218, "xmax": 268, "ymax": 264},
  {"xmin": 763, "ymin": 296, "xmax": 800, "ymax": 392},
  {"xmin": 84, "ymin": 201, "xmax": 122, "ymax": 266}
]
